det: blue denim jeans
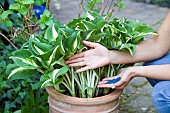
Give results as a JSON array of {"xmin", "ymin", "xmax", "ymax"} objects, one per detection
[{"xmin": 143, "ymin": 52, "xmax": 170, "ymax": 113}]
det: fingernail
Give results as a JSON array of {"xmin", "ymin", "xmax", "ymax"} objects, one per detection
[{"xmin": 111, "ymin": 86, "xmax": 115, "ymax": 89}]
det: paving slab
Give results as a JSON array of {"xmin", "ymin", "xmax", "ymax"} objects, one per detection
[{"xmin": 49, "ymin": 0, "xmax": 169, "ymax": 112}]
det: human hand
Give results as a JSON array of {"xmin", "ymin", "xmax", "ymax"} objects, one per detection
[
  {"xmin": 97, "ymin": 67, "xmax": 136, "ymax": 89},
  {"xmin": 65, "ymin": 41, "xmax": 111, "ymax": 73}
]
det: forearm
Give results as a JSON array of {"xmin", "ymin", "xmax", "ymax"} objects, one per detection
[
  {"xmin": 132, "ymin": 65, "xmax": 170, "ymax": 80},
  {"xmin": 109, "ymin": 37, "xmax": 165, "ymax": 64},
  {"xmin": 109, "ymin": 11, "xmax": 170, "ymax": 64}
]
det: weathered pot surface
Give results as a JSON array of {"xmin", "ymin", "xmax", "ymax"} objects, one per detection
[{"xmin": 46, "ymin": 86, "xmax": 123, "ymax": 113}]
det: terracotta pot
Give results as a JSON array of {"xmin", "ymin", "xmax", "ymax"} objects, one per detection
[{"xmin": 46, "ymin": 86, "xmax": 123, "ymax": 113}]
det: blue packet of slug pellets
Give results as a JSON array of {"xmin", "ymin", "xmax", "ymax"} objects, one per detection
[{"xmin": 105, "ymin": 77, "xmax": 121, "ymax": 84}]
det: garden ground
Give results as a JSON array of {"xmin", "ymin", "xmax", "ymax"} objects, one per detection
[{"xmin": 49, "ymin": 0, "xmax": 169, "ymax": 112}]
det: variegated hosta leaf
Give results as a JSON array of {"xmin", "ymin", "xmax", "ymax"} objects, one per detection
[
  {"xmin": 86, "ymin": 12, "xmax": 95, "ymax": 20},
  {"xmin": 47, "ymin": 46, "xmax": 59, "ymax": 65},
  {"xmin": 32, "ymin": 41, "xmax": 52, "ymax": 55},
  {"xmin": 10, "ymin": 57, "xmax": 39, "ymax": 69},
  {"xmin": 132, "ymin": 36, "xmax": 144, "ymax": 44},
  {"xmin": 51, "ymin": 56, "xmax": 65, "ymax": 66},
  {"xmin": 67, "ymin": 18, "xmax": 83, "ymax": 28},
  {"xmin": 10, "ymin": 49, "xmax": 39, "ymax": 69},
  {"xmin": 35, "ymin": 46, "xmax": 61, "ymax": 68},
  {"xmin": 48, "ymin": 66, "xmax": 69, "ymax": 84},
  {"xmin": 40, "ymin": 74, "xmax": 53, "ymax": 88},
  {"xmin": 81, "ymin": 20, "xmax": 97, "ymax": 30},
  {"xmin": 86, "ymin": 11, "xmax": 104, "ymax": 22},
  {"xmin": 44, "ymin": 24, "xmax": 59, "ymax": 42},
  {"xmin": 134, "ymin": 25, "xmax": 158, "ymax": 37},
  {"xmin": 8, "ymin": 67, "xmax": 36, "ymax": 80},
  {"xmin": 66, "ymin": 31, "xmax": 81, "ymax": 55},
  {"xmin": 12, "ymin": 49, "xmax": 32, "ymax": 58},
  {"xmin": 29, "ymin": 35, "xmax": 52, "ymax": 55},
  {"xmin": 119, "ymin": 44, "xmax": 136, "ymax": 56}
]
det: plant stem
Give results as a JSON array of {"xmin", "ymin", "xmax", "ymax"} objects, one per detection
[
  {"xmin": 71, "ymin": 67, "xmax": 76, "ymax": 96},
  {"xmin": 106, "ymin": 0, "xmax": 114, "ymax": 15},
  {"xmin": 0, "ymin": 5, "xmax": 4, "ymax": 11},
  {"xmin": 101, "ymin": 0, "xmax": 109, "ymax": 15},
  {"xmin": 0, "ymin": 33, "xmax": 18, "ymax": 50}
]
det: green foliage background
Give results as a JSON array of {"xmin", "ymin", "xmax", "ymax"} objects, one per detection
[{"xmin": 0, "ymin": 0, "xmax": 48, "ymax": 112}]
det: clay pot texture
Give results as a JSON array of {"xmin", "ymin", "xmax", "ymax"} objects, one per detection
[{"xmin": 46, "ymin": 86, "xmax": 123, "ymax": 113}]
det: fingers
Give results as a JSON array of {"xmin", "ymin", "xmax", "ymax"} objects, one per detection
[
  {"xmin": 76, "ymin": 66, "xmax": 90, "ymax": 73},
  {"xmin": 98, "ymin": 81, "xmax": 107, "ymax": 85},
  {"xmin": 66, "ymin": 58, "xmax": 84, "ymax": 64},
  {"xmin": 68, "ymin": 52, "xmax": 84, "ymax": 60},
  {"xmin": 68, "ymin": 62, "xmax": 86, "ymax": 67},
  {"xmin": 97, "ymin": 84, "xmax": 115, "ymax": 88},
  {"xmin": 83, "ymin": 41, "xmax": 99, "ymax": 48},
  {"xmin": 102, "ymin": 76, "xmax": 119, "ymax": 81}
]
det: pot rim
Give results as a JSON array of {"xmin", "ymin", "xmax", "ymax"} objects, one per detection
[{"xmin": 46, "ymin": 86, "xmax": 123, "ymax": 105}]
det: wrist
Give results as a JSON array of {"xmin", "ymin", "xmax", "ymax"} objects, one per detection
[
  {"xmin": 129, "ymin": 66, "xmax": 143, "ymax": 78},
  {"xmin": 108, "ymin": 50, "xmax": 113, "ymax": 65}
]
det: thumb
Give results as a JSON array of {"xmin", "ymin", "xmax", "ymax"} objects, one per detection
[{"xmin": 83, "ymin": 41, "xmax": 98, "ymax": 48}]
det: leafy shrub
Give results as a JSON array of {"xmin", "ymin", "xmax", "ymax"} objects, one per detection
[
  {"xmin": 0, "ymin": 0, "xmax": 49, "ymax": 112},
  {"xmin": 0, "ymin": 41, "xmax": 48, "ymax": 112}
]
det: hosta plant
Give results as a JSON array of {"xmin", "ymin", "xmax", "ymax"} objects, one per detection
[{"xmin": 8, "ymin": 10, "xmax": 158, "ymax": 98}]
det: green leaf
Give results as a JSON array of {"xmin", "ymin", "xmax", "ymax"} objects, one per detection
[
  {"xmin": 119, "ymin": 44, "xmax": 136, "ymax": 56},
  {"xmin": 40, "ymin": 74, "xmax": 53, "ymax": 88},
  {"xmin": 10, "ymin": 49, "xmax": 39, "ymax": 69},
  {"xmin": 44, "ymin": 24, "xmax": 59, "ymax": 42},
  {"xmin": 10, "ymin": 57, "xmax": 39, "ymax": 69},
  {"xmin": 34, "ymin": 0, "xmax": 46, "ymax": 5},
  {"xmin": 132, "ymin": 36, "xmax": 144, "ymax": 44},
  {"xmin": 43, "ymin": 9, "xmax": 50, "ymax": 17},
  {"xmin": 5, "ymin": 64, "xmax": 18, "ymax": 75},
  {"xmin": 86, "ymin": 12, "xmax": 95, "ymax": 20},
  {"xmin": 134, "ymin": 25, "xmax": 158, "ymax": 36},
  {"xmin": 19, "ymin": 6, "xmax": 28, "ymax": 15},
  {"xmin": 47, "ymin": 46, "xmax": 60, "ymax": 65},
  {"xmin": 65, "ymin": 32, "xmax": 79, "ymax": 54},
  {"xmin": 9, "ymin": 3, "xmax": 21, "ymax": 10},
  {"xmin": 4, "ymin": 19, "xmax": 13, "ymax": 27},
  {"xmin": 40, "ymin": 23, "xmax": 46, "ymax": 29},
  {"xmin": 19, "ymin": 0, "xmax": 34, "ymax": 4},
  {"xmin": 0, "ymin": 10, "xmax": 13, "ymax": 20},
  {"xmin": 52, "ymin": 24, "xmax": 58, "ymax": 40},
  {"xmin": 67, "ymin": 18, "xmax": 83, "ymax": 28},
  {"xmin": 19, "ymin": 91, "xmax": 27, "ymax": 99},
  {"xmin": 81, "ymin": 20, "xmax": 97, "ymax": 30},
  {"xmin": 48, "ymin": 66, "xmax": 69, "ymax": 84},
  {"xmin": 13, "ymin": 49, "xmax": 32, "ymax": 58},
  {"xmin": 8, "ymin": 67, "xmax": 36, "ymax": 80},
  {"xmin": 29, "ymin": 35, "xmax": 52, "ymax": 55}
]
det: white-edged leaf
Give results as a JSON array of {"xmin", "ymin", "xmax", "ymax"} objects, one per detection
[
  {"xmin": 48, "ymin": 66, "xmax": 69, "ymax": 84},
  {"xmin": 41, "ymin": 79, "xmax": 53, "ymax": 88},
  {"xmin": 10, "ymin": 57, "xmax": 39, "ymax": 69},
  {"xmin": 51, "ymin": 69, "xmax": 60, "ymax": 83},
  {"xmin": 85, "ymin": 30, "xmax": 95, "ymax": 40},
  {"xmin": 52, "ymin": 24, "xmax": 58, "ymax": 40},
  {"xmin": 86, "ymin": 12, "xmax": 95, "ymax": 20},
  {"xmin": 8, "ymin": 67, "xmax": 36, "ymax": 80},
  {"xmin": 34, "ymin": 45, "xmax": 45, "ymax": 55},
  {"xmin": 119, "ymin": 44, "xmax": 136, "ymax": 56},
  {"xmin": 47, "ymin": 46, "xmax": 59, "ymax": 65}
]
